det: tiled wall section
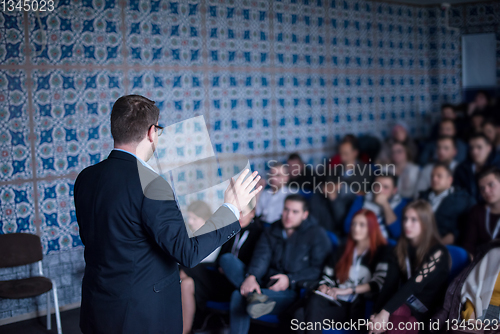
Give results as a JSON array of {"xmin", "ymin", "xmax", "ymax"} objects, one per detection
[{"xmin": 1, "ymin": 0, "xmax": 498, "ymax": 322}]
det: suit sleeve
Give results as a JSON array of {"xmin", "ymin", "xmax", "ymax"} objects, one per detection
[{"xmin": 141, "ymin": 175, "xmax": 241, "ymax": 268}]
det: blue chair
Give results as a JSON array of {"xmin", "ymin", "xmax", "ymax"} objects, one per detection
[
  {"xmin": 326, "ymin": 231, "xmax": 339, "ymax": 250},
  {"xmin": 446, "ymin": 245, "xmax": 470, "ymax": 282}
]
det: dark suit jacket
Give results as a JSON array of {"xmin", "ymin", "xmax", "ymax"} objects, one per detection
[{"xmin": 74, "ymin": 150, "xmax": 240, "ymax": 334}]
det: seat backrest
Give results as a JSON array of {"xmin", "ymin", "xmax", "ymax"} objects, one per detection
[
  {"xmin": 0, "ymin": 233, "xmax": 43, "ymax": 268},
  {"xmin": 446, "ymin": 245, "xmax": 470, "ymax": 282},
  {"xmin": 326, "ymin": 231, "xmax": 339, "ymax": 251}
]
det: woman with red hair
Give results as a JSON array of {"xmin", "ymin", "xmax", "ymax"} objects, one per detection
[{"xmin": 297, "ymin": 209, "xmax": 399, "ymax": 334}]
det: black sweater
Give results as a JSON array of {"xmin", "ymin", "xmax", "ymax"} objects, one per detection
[{"xmin": 383, "ymin": 244, "xmax": 450, "ymax": 321}]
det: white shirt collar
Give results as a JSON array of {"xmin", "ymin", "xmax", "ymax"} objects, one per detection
[{"xmin": 112, "ymin": 148, "xmax": 157, "ymax": 174}]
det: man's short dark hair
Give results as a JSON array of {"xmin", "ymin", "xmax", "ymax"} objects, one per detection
[
  {"xmin": 441, "ymin": 103, "xmax": 454, "ymax": 111},
  {"xmin": 111, "ymin": 95, "xmax": 160, "ymax": 145},
  {"xmin": 339, "ymin": 133, "xmax": 359, "ymax": 151},
  {"xmin": 432, "ymin": 162, "xmax": 453, "ymax": 177},
  {"xmin": 437, "ymin": 135, "xmax": 457, "ymax": 149},
  {"xmin": 477, "ymin": 166, "xmax": 500, "ymax": 183},
  {"xmin": 284, "ymin": 194, "xmax": 309, "ymax": 212},
  {"xmin": 375, "ymin": 173, "xmax": 398, "ymax": 188},
  {"xmin": 469, "ymin": 132, "xmax": 492, "ymax": 146},
  {"xmin": 287, "ymin": 152, "xmax": 303, "ymax": 163}
]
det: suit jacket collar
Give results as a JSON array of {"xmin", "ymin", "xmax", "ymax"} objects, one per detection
[{"xmin": 108, "ymin": 149, "xmax": 137, "ymax": 162}]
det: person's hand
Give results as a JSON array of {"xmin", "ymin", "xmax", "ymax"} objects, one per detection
[
  {"xmin": 374, "ymin": 193, "xmax": 389, "ymax": 206},
  {"xmin": 224, "ymin": 169, "xmax": 263, "ymax": 215},
  {"xmin": 268, "ymin": 274, "xmax": 289, "ymax": 292},
  {"xmin": 318, "ymin": 284, "xmax": 329, "ymax": 294},
  {"xmin": 326, "ymin": 287, "xmax": 352, "ymax": 299},
  {"xmin": 368, "ymin": 310, "xmax": 390, "ymax": 334},
  {"xmin": 240, "ymin": 275, "xmax": 261, "ymax": 297}
]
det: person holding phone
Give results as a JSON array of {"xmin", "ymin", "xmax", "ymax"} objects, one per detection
[
  {"xmin": 229, "ymin": 194, "xmax": 331, "ymax": 334},
  {"xmin": 296, "ymin": 209, "xmax": 398, "ymax": 334}
]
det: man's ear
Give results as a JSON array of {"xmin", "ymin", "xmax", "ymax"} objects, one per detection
[
  {"xmin": 302, "ymin": 210, "xmax": 309, "ymax": 221},
  {"xmin": 147, "ymin": 125, "xmax": 155, "ymax": 143}
]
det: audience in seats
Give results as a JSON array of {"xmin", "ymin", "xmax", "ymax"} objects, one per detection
[
  {"xmin": 453, "ymin": 133, "xmax": 500, "ymax": 203},
  {"xmin": 419, "ymin": 119, "xmax": 468, "ymax": 166},
  {"xmin": 369, "ymin": 200, "xmax": 450, "ymax": 334},
  {"xmin": 344, "ymin": 174, "xmax": 409, "ymax": 241},
  {"xmin": 255, "ymin": 162, "xmax": 290, "ymax": 224},
  {"xmin": 229, "ymin": 194, "xmax": 331, "ymax": 334},
  {"xmin": 287, "ymin": 153, "xmax": 317, "ymax": 192},
  {"xmin": 416, "ymin": 136, "xmax": 459, "ymax": 194},
  {"xmin": 418, "ymin": 163, "xmax": 476, "ymax": 245},
  {"xmin": 390, "ymin": 142, "xmax": 420, "ymax": 199},
  {"xmin": 171, "ymin": 94, "xmax": 500, "ymax": 333},
  {"xmin": 294, "ymin": 209, "xmax": 398, "ymax": 334},
  {"xmin": 308, "ymin": 175, "xmax": 356, "ymax": 238},
  {"xmin": 463, "ymin": 166, "xmax": 500, "ymax": 255},
  {"xmin": 179, "ymin": 205, "xmax": 262, "ymax": 334}
]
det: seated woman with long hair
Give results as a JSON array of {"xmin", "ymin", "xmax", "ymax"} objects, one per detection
[
  {"xmin": 369, "ymin": 200, "xmax": 450, "ymax": 334},
  {"xmin": 298, "ymin": 209, "xmax": 398, "ymax": 334}
]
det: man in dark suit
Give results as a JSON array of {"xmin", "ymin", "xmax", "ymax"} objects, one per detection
[{"xmin": 74, "ymin": 95, "xmax": 262, "ymax": 334}]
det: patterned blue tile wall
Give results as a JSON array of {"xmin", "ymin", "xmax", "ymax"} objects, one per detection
[{"xmin": 0, "ymin": 0, "xmax": 497, "ymax": 321}]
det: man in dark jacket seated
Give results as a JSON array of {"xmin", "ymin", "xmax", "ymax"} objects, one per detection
[
  {"xmin": 463, "ymin": 166, "xmax": 500, "ymax": 255},
  {"xmin": 454, "ymin": 133, "xmax": 500, "ymax": 203},
  {"xmin": 419, "ymin": 163, "xmax": 476, "ymax": 245},
  {"xmin": 228, "ymin": 194, "xmax": 331, "ymax": 334}
]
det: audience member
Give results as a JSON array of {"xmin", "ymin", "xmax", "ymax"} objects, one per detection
[
  {"xmin": 416, "ymin": 136, "xmax": 459, "ymax": 194},
  {"xmin": 369, "ymin": 200, "xmax": 450, "ymax": 334},
  {"xmin": 330, "ymin": 138, "xmax": 373, "ymax": 192},
  {"xmin": 432, "ymin": 240, "xmax": 500, "ymax": 331},
  {"xmin": 482, "ymin": 118, "xmax": 497, "ymax": 145},
  {"xmin": 454, "ymin": 133, "xmax": 500, "ymax": 203},
  {"xmin": 255, "ymin": 162, "xmax": 290, "ymax": 224},
  {"xmin": 229, "ymin": 195, "xmax": 331, "ymax": 334},
  {"xmin": 463, "ymin": 167, "xmax": 500, "ymax": 255},
  {"xmin": 418, "ymin": 119, "xmax": 468, "ymax": 166},
  {"xmin": 328, "ymin": 134, "xmax": 371, "ymax": 167},
  {"xmin": 308, "ymin": 175, "xmax": 357, "ymax": 237},
  {"xmin": 344, "ymin": 174, "xmax": 408, "ymax": 241},
  {"xmin": 467, "ymin": 90, "xmax": 493, "ymax": 117},
  {"xmin": 296, "ymin": 209, "xmax": 398, "ymax": 334},
  {"xmin": 390, "ymin": 142, "xmax": 420, "ymax": 199},
  {"xmin": 418, "ymin": 163, "xmax": 476, "ymax": 245},
  {"xmin": 287, "ymin": 153, "xmax": 317, "ymax": 192},
  {"xmin": 376, "ymin": 121, "xmax": 418, "ymax": 165}
]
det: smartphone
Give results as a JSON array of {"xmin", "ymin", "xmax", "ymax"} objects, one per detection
[{"xmin": 266, "ymin": 279, "xmax": 278, "ymax": 288}]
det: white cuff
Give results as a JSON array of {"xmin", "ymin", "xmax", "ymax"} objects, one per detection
[{"xmin": 222, "ymin": 203, "xmax": 240, "ymax": 220}]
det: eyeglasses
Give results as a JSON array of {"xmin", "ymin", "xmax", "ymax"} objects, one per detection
[{"xmin": 151, "ymin": 124, "xmax": 164, "ymax": 136}]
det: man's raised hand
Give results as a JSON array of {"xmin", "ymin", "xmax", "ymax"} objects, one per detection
[{"xmin": 224, "ymin": 169, "xmax": 263, "ymax": 216}]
